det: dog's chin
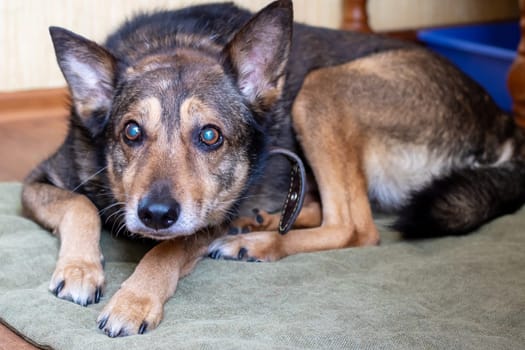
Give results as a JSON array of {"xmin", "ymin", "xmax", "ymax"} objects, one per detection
[
  {"xmin": 126, "ymin": 224, "xmax": 201, "ymax": 240},
  {"xmin": 131, "ymin": 229, "xmax": 196, "ymax": 240}
]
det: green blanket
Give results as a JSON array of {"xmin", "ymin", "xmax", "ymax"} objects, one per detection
[{"xmin": 0, "ymin": 183, "xmax": 524, "ymax": 349}]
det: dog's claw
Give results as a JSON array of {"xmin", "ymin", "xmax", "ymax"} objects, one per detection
[
  {"xmin": 238, "ymin": 247, "xmax": 248, "ymax": 259},
  {"xmin": 209, "ymin": 232, "xmax": 281, "ymax": 262},
  {"xmin": 107, "ymin": 328, "xmax": 123, "ymax": 338},
  {"xmin": 98, "ymin": 314, "xmax": 126, "ymax": 338},
  {"xmin": 208, "ymin": 250, "xmax": 222, "ymax": 260},
  {"xmin": 49, "ymin": 257, "xmax": 105, "ymax": 306},
  {"xmin": 98, "ymin": 316, "xmax": 108, "ymax": 330},
  {"xmin": 138, "ymin": 321, "xmax": 148, "ymax": 335},
  {"xmin": 95, "ymin": 287, "xmax": 103, "ymax": 304},
  {"xmin": 53, "ymin": 280, "xmax": 65, "ymax": 296},
  {"xmin": 209, "ymin": 241, "xmax": 263, "ymax": 262}
]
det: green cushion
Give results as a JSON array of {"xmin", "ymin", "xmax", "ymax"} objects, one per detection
[{"xmin": 0, "ymin": 183, "xmax": 524, "ymax": 349}]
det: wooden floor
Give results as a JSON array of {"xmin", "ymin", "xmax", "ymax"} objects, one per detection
[
  {"xmin": 0, "ymin": 324, "xmax": 40, "ymax": 350},
  {"xmin": 0, "ymin": 115, "xmax": 68, "ymax": 181}
]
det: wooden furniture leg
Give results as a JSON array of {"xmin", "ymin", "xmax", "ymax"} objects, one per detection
[
  {"xmin": 508, "ymin": 0, "xmax": 525, "ymax": 128},
  {"xmin": 341, "ymin": 0, "xmax": 371, "ymax": 32}
]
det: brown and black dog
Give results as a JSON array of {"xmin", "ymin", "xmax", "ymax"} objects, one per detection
[{"xmin": 22, "ymin": 0, "xmax": 525, "ymax": 337}]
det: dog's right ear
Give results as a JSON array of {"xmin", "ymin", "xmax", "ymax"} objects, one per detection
[
  {"xmin": 49, "ymin": 27, "xmax": 116, "ymax": 136},
  {"xmin": 223, "ymin": 0, "xmax": 293, "ymax": 113}
]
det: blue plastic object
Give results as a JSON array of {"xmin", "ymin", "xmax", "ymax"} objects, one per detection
[{"xmin": 418, "ymin": 22, "xmax": 519, "ymax": 112}]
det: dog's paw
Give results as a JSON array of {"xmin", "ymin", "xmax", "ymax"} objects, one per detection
[
  {"xmin": 208, "ymin": 231, "xmax": 282, "ymax": 262},
  {"xmin": 97, "ymin": 287, "xmax": 163, "ymax": 337},
  {"xmin": 49, "ymin": 255, "xmax": 104, "ymax": 306},
  {"xmin": 228, "ymin": 208, "xmax": 279, "ymax": 234}
]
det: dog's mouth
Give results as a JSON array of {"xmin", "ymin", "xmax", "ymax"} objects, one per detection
[{"xmin": 124, "ymin": 206, "xmax": 204, "ymax": 239}]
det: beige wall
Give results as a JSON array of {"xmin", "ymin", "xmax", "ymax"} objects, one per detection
[
  {"xmin": 0, "ymin": 0, "xmax": 519, "ymax": 92},
  {"xmin": 0, "ymin": 0, "xmax": 341, "ymax": 92},
  {"xmin": 369, "ymin": 0, "xmax": 519, "ymax": 31}
]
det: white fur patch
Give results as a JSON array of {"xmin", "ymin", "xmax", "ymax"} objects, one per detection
[
  {"xmin": 492, "ymin": 140, "xmax": 514, "ymax": 166},
  {"xmin": 365, "ymin": 136, "xmax": 516, "ymax": 211},
  {"xmin": 364, "ymin": 141, "xmax": 455, "ymax": 211}
]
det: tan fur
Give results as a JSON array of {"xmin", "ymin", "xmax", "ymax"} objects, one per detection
[
  {"xmin": 209, "ymin": 63, "xmax": 381, "ymax": 261},
  {"xmin": 231, "ymin": 197, "xmax": 322, "ymax": 232},
  {"xmin": 97, "ymin": 232, "xmax": 220, "ymax": 335},
  {"xmin": 179, "ymin": 96, "xmax": 250, "ymax": 225},
  {"xmin": 22, "ymin": 183, "xmax": 104, "ymax": 304},
  {"xmin": 113, "ymin": 97, "xmax": 167, "ymax": 204},
  {"xmin": 23, "ymin": 178, "xmax": 222, "ymax": 334}
]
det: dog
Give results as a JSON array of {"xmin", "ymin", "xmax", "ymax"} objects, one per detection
[{"xmin": 22, "ymin": 0, "xmax": 525, "ymax": 337}]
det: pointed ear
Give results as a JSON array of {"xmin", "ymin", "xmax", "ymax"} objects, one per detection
[
  {"xmin": 224, "ymin": 0, "xmax": 293, "ymax": 111},
  {"xmin": 49, "ymin": 26, "xmax": 116, "ymax": 135}
]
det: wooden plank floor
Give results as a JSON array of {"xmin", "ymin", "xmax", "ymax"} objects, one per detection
[{"xmin": 0, "ymin": 324, "xmax": 40, "ymax": 350}]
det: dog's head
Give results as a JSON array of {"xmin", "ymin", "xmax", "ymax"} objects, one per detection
[{"xmin": 50, "ymin": 0, "xmax": 293, "ymax": 239}]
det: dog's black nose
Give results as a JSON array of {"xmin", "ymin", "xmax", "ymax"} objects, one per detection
[{"xmin": 138, "ymin": 196, "xmax": 180, "ymax": 230}]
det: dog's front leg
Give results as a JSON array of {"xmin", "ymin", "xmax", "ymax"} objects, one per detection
[
  {"xmin": 97, "ymin": 236, "xmax": 209, "ymax": 337},
  {"xmin": 22, "ymin": 182, "xmax": 104, "ymax": 306}
]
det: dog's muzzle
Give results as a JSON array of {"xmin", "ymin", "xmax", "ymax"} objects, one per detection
[{"xmin": 132, "ymin": 149, "xmax": 306, "ymax": 236}]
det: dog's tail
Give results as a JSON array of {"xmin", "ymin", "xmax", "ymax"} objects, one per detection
[{"xmin": 393, "ymin": 160, "xmax": 525, "ymax": 238}]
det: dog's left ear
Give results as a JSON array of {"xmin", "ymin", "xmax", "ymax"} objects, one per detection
[
  {"xmin": 224, "ymin": 0, "xmax": 293, "ymax": 112},
  {"xmin": 49, "ymin": 27, "xmax": 117, "ymax": 137}
]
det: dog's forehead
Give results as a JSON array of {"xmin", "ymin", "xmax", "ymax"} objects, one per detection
[
  {"xmin": 125, "ymin": 49, "xmax": 223, "ymax": 83},
  {"xmin": 122, "ymin": 51, "xmax": 235, "ymax": 107},
  {"xmin": 115, "ymin": 55, "xmax": 235, "ymax": 125}
]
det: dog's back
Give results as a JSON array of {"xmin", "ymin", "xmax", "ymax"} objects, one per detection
[
  {"xmin": 292, "ymin": 46, "xmax": 525, "ymax": 238},
  {"xmin": 104, "ymin": 4, "xmax": 250, "ymax": 61}
]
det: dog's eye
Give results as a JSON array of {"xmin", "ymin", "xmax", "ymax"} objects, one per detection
[
  {"xmin": 199, "ymin": 126, "xmax": 222, "ymax": 147},
  {"xmin": 123, "ymin": 121, "xmax": 142, "ymax": 143}
]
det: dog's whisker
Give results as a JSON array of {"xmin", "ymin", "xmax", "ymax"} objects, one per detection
[
  {"xmin": 114, "ymin": 219, "xmax": 129, "ymax": 238},
  {"xmin": 107, "ymin": 212, "xmax": 125, "ymax": 229},
  {"xmin": 72, "ymin": 166, "xmax": 108, "ymax": 193},
  {"xmin": 99, "ymin": 201, "xmax": 125, "ymax": 216},
  {"xmin": 108, "ymin": 209, "xmax": 127, "ymax": 231},
  {"xmin": 109, "ymin": 211, "xmax": 127, "ymax": 237}
]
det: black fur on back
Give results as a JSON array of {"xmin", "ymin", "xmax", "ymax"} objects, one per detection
[
  {"xmin": 394, "ymin": 161, "xmax": 525, "ymax": 239},
  {"xmin": 104, "ymin": 4, "xmax": 251, "ymax": 61},
  {"xmin": 104, "ymin": 3, "xmax": 415, "ymax": 117}
]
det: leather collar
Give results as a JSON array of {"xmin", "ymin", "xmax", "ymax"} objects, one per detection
[{"xmin": 268, "ymin": 148, "xmax": 307, "ymax": 234}]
